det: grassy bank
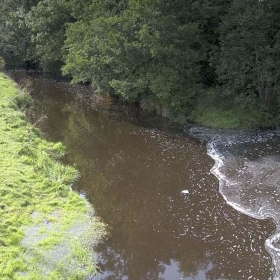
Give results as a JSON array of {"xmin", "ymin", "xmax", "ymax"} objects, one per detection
[
  {"xmin": 190, "ymin": 89, "xmax": 273, "ymax": 129},
  {"xmin": 0, "ymin": 73, "xmax": 105, "ymax": 279}
]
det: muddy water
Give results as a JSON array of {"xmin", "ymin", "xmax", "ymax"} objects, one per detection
[
  {"xmin": 189, "ymin": 128, "xmax": 280, "ymax": 279},
  {"xmin": 8, "ymin": 71, "xmax": 277, "ymax": 279}
]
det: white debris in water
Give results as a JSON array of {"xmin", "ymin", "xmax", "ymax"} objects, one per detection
[{"xmin": 181, "ymin": 190, "xmax": 189, "ymax": 194}]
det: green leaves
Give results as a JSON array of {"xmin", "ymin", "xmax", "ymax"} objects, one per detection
[
  {"xmin": 218, "ymin": 0, "xmax": 280, "ymax": 105},
  {"xmin": 2, "ymin": 0, "xmax": 280, "ymax": 125},
  {"xmin": 62, "ymin": 0, "xmax": 201, "ymax": 118},
  {"xmin": 26, "ymin": 0, "xmax": 74, "ymax": 73},
  {"xmin": 0, "ymin": 0, "xmax": 38, "ymax": 64}
]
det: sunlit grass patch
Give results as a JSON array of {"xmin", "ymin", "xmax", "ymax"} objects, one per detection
[{"xmin": 0, "ymin": 73, "xmax": 106, "ymax": 279}]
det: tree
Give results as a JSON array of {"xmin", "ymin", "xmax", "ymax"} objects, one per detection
[
  {"xmin": 218, "ymin": 0, "xmax": 280, "ymax": 106},
  {"xmin": 63, "ymin": 0, "xmax": 201, "ymax": 120},
  {"xmin": 0, "ymin": 0, "xmax": 39, "ymax": 65},
  {"xmin": 191, "ymin": 0, "xmax": 231, "ymax": 86},
  {"xmin": 26, "ymin": 0, "xmax": 74, "ymax": 73}
]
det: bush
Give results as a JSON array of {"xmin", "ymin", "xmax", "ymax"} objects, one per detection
[
  {"xmin": 0, "ymin": 57, "xmax": 5, "ymax": 69},
  {"xmin": 11, "ymin": 89, "xmax": 33, "ymax": 110}
]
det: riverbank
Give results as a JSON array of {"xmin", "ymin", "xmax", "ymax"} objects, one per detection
[
  {"xmin": 6, "ymin": 68, "xmax": 276, "ymax": 130},
  {"xmin": 0, "ymin": 73, "xmax": 106, "ymax": 279}
]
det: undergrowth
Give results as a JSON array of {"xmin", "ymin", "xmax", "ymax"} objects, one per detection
[
  {"xmin": 191, "ymin": 89, "xmax": 265, "ymax": 129},
  {"xmin": 0, "ymin": 73, "xmax": 106, "ymax": 279},
  {"xmin": 0, "ymin": 56, "xmax": 5, "ymax": 69}
]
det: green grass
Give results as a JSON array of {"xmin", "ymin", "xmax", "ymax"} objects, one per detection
[
  {"xmin": 0, "ymin": 73, "xmax": 106, "ymax": 279},
  {"xmin": 191, "ymin": 89, "xmax": 262, "ymax": 129}
]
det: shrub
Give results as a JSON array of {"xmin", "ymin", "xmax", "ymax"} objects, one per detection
[
  {"xmin": 12, "ymin": 89, "xmax": 33, "ymax": 110},
  {"xmin": 0, "ymin": 57, "xmax": 5, "ymax": 69}
]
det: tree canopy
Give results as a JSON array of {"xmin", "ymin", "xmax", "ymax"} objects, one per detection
[{"xmin": 1, "ymin": 0, "xmax": 280, "ymax": 127}]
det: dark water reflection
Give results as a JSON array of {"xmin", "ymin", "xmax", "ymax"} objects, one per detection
[{"xmin": 8, "ymin": 71, "xmax": 275, "ymax": 279}]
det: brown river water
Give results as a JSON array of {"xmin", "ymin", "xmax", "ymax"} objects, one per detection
[{"xmin": 8, "ymin": 71, "xmax": 280, "ymax": 280}]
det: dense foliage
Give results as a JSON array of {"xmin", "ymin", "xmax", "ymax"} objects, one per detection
[{"xmin": 1, "ymin": 0, "xmax": 280, "ymax": 127}]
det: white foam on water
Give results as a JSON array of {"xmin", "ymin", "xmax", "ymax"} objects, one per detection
[
  {"xmin": 207, "ymin": 140, "xmax": 261, "ymax": 219},
  {"xmin": 205, "ymin": 132, "xmax": 280, "ymax": 280}
]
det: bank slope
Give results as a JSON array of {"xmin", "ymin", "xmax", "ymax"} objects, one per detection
[{"xmin": 0, "ymin": 73, "xmax": 105, "ymax": 280}]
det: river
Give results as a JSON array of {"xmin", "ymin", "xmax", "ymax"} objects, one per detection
[{"xmin": 8, "ymin": 70, "xmax": 279, "ymax": 279}]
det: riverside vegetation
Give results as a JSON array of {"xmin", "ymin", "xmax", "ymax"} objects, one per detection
[
  {"xmin": 1, "ymin": 0, "xmax": 280, "ymax": 128},
  {"xmin": 0, "ymin": 73, "xmax": 106, "ymax": 279}
]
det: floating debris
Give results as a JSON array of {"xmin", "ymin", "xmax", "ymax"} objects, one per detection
[{"xmin": 181, "ymin": 190, "xmax": 190, "ymax": 195}]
